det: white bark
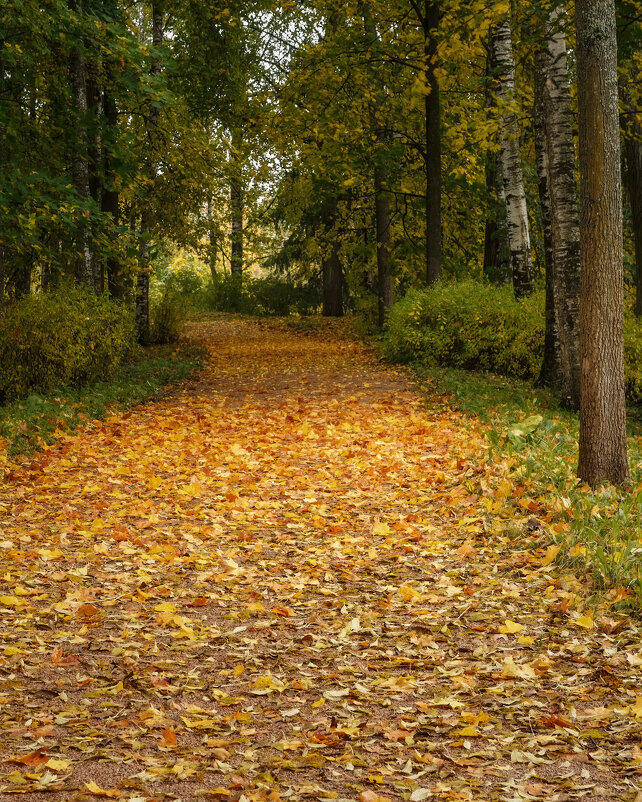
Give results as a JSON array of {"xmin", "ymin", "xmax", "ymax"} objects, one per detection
[{"xmin": 491, "ymin": 19, "xmax": 533, "ymax": 298}]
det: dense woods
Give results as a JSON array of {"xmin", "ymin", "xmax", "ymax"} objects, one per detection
[{"xmin": 2, "ymin": 0, "xmax": 642, "ymax": 483}]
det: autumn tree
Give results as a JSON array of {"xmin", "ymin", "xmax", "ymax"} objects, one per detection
[{"xmin": 576, "ymin": 0, "xmax": 629, "ymax": 486}]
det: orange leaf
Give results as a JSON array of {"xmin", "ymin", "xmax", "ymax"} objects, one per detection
[
  {"xmin": 159, "ymin": 729, "xmax": 177, "ymax": 747},
  {"xmin": 271, "ymin": 606, "xmax": 293, "ymax": 617},
  {"xmin": 12, "ymin": 747, "xmax": 49, "ymax": 766}
]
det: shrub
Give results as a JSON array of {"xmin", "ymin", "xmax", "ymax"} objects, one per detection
[
  {"xmin": 150, "ymin": 288, "xmax": 185, "ymax": 345},
  {"xmin": 382, "ymin": 281, "xmax": 544, "ymax": 380},
  {"xmin": 0, "ymin": 286, "xmax": 136, "ymax": 402},
  {"xmin": 204, "ymin": 273, "xmax": 320, "ymax": 316},
  {"xmin": 382, "ymin": 280, "xmax": 642, "ymax": 404}
]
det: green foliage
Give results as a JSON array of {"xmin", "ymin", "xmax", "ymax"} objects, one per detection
[
  {"xmin": 0, "ymin": 287, "xmax": 136, "ymax": 402},
  {"xmin": 382, "ymin": 281, "xmax": 545, "ymax": 380},
  {"xmin": 204, "ymin": 274, "xmax": 319, "ymax": 316},
  {"xmin": 0, "ymin": 345, "xmax": 204, "ymax": 456},
  {"xmin": 150, "ymin": 289, "xmax": 186, "ymax": 345}
]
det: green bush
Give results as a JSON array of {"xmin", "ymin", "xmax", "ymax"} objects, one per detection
[
  {"xmin": 383, "ymin": 280, "xmax": 642, "ymax": 404},
  {"xmin": 150, "ymin": 288, "xmax": 185, "ymax": 345},
  {"xmin": 0, "ymin": 286, "xmax": 136, "ymax": 402},
  {"xmin": 382, "ymin": 281, "xmax": 545, "ymax": 380},
  {"xmin": 204, "ymin": 273, "xmax": 319, "ymax": 316}
]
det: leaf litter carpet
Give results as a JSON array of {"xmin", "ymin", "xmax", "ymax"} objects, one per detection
[{"xmin": 1, "ymin": 317, "xmax": 641, "ymax": 802}]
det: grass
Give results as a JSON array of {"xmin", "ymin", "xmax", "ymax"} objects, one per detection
[
  {"xmin": 0, "ymin": 343, "xmax": 204, "ymax": 458},
  {"xmin": 414, "ymin": 363, "xmax": 642, "ymax": 612}
]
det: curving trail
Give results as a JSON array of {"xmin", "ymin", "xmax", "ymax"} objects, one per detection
[{"xmin": 0, "ymin": 317, "xmax": 640, "ymax": 801}]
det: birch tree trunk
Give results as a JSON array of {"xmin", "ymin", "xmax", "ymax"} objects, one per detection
[
  {"xmin": 576, "ymin": 0, "xmax": 629, "ymax": 486},
  {"xmin": 491, "ymin": 19, "xmax": 533, "ymax": 298},
  {"xmin": 69, "ymin": 0, "xmax": 95, "ymax": 289},
  {"xmin": 136, "ymin": 0, "xmax": 163, "ymax": 343},
  {"xmin": 535, "ymin": 8, "xmax": 581, "ymax": 409},
  {"xmin": 424, "ymin": 0, "xmax": 441, "ymax": 285}
]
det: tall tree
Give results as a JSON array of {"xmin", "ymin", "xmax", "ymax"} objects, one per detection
[
  {"xmin": 576, "ymin": 0, "xmax": 629, "ymax": 486},
  {"xmin": 136, "ymin": 0, "xmax": 164, "ymax": 343},
  {"xmin": 69, "ymin": 0, "xmax": 96, "ymax": 289},
  {"xmin": 490, "ymin": 17, "xmax": 533, "ymax": 298},
  {"xmin": 534, "ymin": 6, "xmax": 581, "ymax": 410}
]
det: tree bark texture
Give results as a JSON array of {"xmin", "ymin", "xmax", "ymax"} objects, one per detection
[
  {"xmin": 363, "ymin": 3, "xmax": 393, "ymax": 327},
  {"xmin": 69, "ymin": 0, "xmax": 96, "ymax": 289},
  {"xmin": 491, "ymin": 19, "xmax": 533, "ymax": 298},
  {"xmin": 622, "ymin": 81, "xmax": 642, "ymax": 318},
  {"xmin": 207, "ymin": 198, "xmax": 217, "ymax": 281},
  {"xmin": 136, "ymin": 0, "xmax": 163, "ymax": 342},
  {"xmin": 320, "ymin": 197, "xmax": 343, "ymax": 317},
  {"xmin": 535, "ymin": 8, "xmax": 581, "ymax": 409},
  {"xmin": 230, "ymin": 126, "xmax": 243, "ymax": 276},
  {"xmin": 483, "ymin": 45, "xmax": 509, "ymax": 282},
  {"xmin": 424, "ymin": 0, "xmax": 441, "ymax": 285},
  {"xmin": 104, "ymin": 85, "xmax": 123, "ymax": 299},
  {"xmin": 576, "ymin": 0, "xmax": 629, "ymax": 486},
  {"xmin": 534, "ymin": 48, "xmax": 562, "ymax": 389}
]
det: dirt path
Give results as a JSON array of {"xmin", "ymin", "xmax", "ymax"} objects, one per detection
[{"xmin": 0, "ymin": 318, "xmax": 640, "ymax": 801}]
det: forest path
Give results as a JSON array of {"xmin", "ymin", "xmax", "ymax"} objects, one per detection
[{"xmin": 0, "ymin": 317, "xmax": 640, "ymax": 801}]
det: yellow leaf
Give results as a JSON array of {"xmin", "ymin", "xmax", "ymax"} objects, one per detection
[
  {"xmin": 499, "ymin": 619, "xmax": 524, "ymax": 634},
  {"xmin": 373, "ymin": 521, "xmax": 392, "ymax": 536},
  {"xmin": 454, "ymin": 726, "xmax": 481, "ymax": 737},
  {"xmin": 517, "ymin": 635, "xmax": 535, "ymax": 645},
  {"xmin": 311, "ymin": 697, "xmax": 325, "ymax": 708},
  {"xmin": 569, "ymin": 544, "xmax": 586, "ymax": 557},
  {"xmin": 540, "ymin": 544, "xmax": 560, "ymax": 566},
  {"xmin": 149, "ymin": 476, "xmax": 163, "ymax": 490},
  {"xmin": 631, "ymin": 696, "xmax": 642, "ymax": 718},
  {"xmin": 4, "ymin": 646, "xmax": 25, "ymax": 656},
  {"xmin": 0, "ymin": 595, "xmax": 26, "ymax": 608},
  {"xmin": 576, "ymin": 612, "xmax": 594, "ymax": 630},
  {"xmin": 46, "ymin": 758, "xmax": 72, "ymax": 771},
  {"xmin": 398, "ymin": 584, "xmax": 423, "ymax": 602},
  {"xmin": 154, "ymin": 602, "xmax": 178, "ymax": 613},
  {"xmin": 84, "ymin": 780, "xmax": 121, "ymax": 798},
  {"xmin": 233, "ymin": 664, "xmax": 245, "ymax": 677}
]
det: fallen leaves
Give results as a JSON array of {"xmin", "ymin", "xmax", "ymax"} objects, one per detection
[{"xmin": 0, "ymin": 318, "xmax": 640, "ymax": 801}]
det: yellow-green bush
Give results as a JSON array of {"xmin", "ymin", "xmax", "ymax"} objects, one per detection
[
  {"xmin": 382, "ymin": 281, "xmax": 545, "ymax": 380},
  {"xmin": 383, "ymin": 280, "xmax": 642, "ymax": 404},
  {"xmin": 0, "ymin": 286, "xmax": 136, "ymax": 401}
]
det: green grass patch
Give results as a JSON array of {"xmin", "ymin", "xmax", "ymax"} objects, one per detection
[
  {"xmin": 415, "ymin": 362, "xmax": 642, "ymax": 611},
  {"xmin": 0, "ymin": 344, "xmax": 204, "ymax": 457}
]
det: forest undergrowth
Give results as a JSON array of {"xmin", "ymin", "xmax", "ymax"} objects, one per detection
[{"xmin": 1, "ymin": 317, "xmax": 641, "ymax": 802}]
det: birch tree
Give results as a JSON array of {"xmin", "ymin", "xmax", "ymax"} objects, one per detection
[
  {"xmin": 534, "ymin": 6, "xmax": 581, "ymax": 410},
  {"xmin": 490, "ymin": 17, "xmax": 533, "ymax": 298}
]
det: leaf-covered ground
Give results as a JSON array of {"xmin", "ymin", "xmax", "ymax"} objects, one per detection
[{"xmin": 1, "ymin": 317, "xmax": 641, "ymax": 802}]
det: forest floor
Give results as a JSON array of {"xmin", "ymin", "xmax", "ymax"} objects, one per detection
[{"xmin": 1, "ymin": 316, "xmax": 641, "ymax": 802}]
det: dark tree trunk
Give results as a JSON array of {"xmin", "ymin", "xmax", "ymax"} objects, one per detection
[
  {"xmin": 103, "ymin": 86, "xmax": 123, "ymax": 299},
  {"xmin": 623, "ymin": 112, "xmax": 642, "ymax": 318},
  {"xmin": 424, "ymin": 0, "xmax": 441, "ymax": 284},
  {"xmin": 136, "ymin": 0, "xmax": 163, "ymax": 340},
  {"xmin": 534, "ymin": 48, "xmax": 562, "ymax": 389},
  {"xmin": 322, "ymin": 247, "xmax": 343, "ymax": 316},
  {"xmin": 69, "ymin": 0, "xmax": 95, "ymax": 288},
  {"xmin": 576, "ymin": 0, "xmax": 629, "ymax": 486},
  {"xmin": 230, "ymin": 127, "xmax": 243, "ymax": 277},
  {"xmin": 363, "ymin": 3, "xmax": 393, "ymax": 327},
  {"xmin": 207, "ymin": 198, "xmax": 217, "ymax": 281}
]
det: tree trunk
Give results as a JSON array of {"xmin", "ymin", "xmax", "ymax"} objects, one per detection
[
  {"xmin": 136, "ymin": 0, "xmax": 163, "ymax": 340},
  {"xmin": 230, "ymin": 127, "xmax": 243, "ymax": 277},
  {"xmin": 534, "ymin": 48, "xmax": 561, "ymax": 389},
  {"xmin": 363, "ymin": 3, "xmax": 393, "ymax": 327},
  {"xmin": 322, "ymin": 246, "xmax": 343, "ymax": 316},
  {"xmin": 207, "ymin": 198, "xmax": 217, "ymax": 281},
  {"xmin": 424, "ymin": 0, "xmax": 441, "ymax": 285},
  {"xmin": 104, "ymin": 86, "xmax": 123, "ymax": 299},
  {"xmin": 622, "ymin": 82, "xmax": 642, "ymax": 317},
  {"xmin": 534, "ymin": 9, "xmax": 581, "ymax": 409},
  {"xmin": 69, "ymin": 0, "xmax": 95, "ymax": 289},
  {"xmin": 483, "ymin": 45, "xmax": 509, "ymax": 282},
  {"xmin": 491, "ymin": 19, "xmax": 533, "ymax": 298},
  {"xmin": 576, "ymin": 0, "xmax": 629, "ymax": 486}
]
